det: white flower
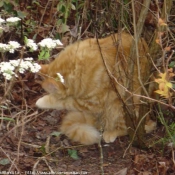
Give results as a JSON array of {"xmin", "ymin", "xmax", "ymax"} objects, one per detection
[
  {"xmin": 0, "ymin": 41, "xmax": 21, "ymax": 53},
  {"xmin": 8, "ymin": 41, "xmax": 21, "ymax": 49},
  {"xmin": 10, "ymin": 59, "xmax": 20, "ymax": 66},
  {"xmin": 0, "ymin": 62, "xmax": 15, "ymax": 72},
  {"xmin": 38, "ymin": 38, "xmax": 56, "ymax": 49},
  {"xmin": 30, "ymin": 63, "xmax": 41, "ymax": 73},
  {"xmin": 0, "ymin": 43, "xmax": 9, "ymax": 52},
  {"xmin": 0, "ymin": 18, "xmax": 5, "ymax": 23},
  {"xmin": 3, "ymin": 72, "xmax": 12, "ymax": 80},
  {"xmin": 19, "ymin": 60, "xmax": 29, "ymax": 70},
  {"xmin": 19, "ymin": 67, "xmax": 25, "ymax": 73},
  {"xmin": 24, "ymin": 57, "xmax": 33, "ymax": 61},
  {"xmin": 8, "ymin": 41, "xmax": 21, "ymax": 53},
  {"xmin": 6, "ymin": 17, "xmax": 21, "ymax": 23},
  {"xmin": 56, "ymin": 73, "xmax": 64, "ymax": 83},
  {"xmin": 0, "ymin": 62, "xmax": 15, "ymax": 80},
  {"xmin": 26, "ymin": 39, "xmax": 38, "ymax": 51},
  {"xmin": 0, "ymin": 58, "xmax": 41, "ymax": 80},
  {"xmin": 38, "ymin": 38, "xmax": 63, "ymax": 50},
  {"xmin": 54, "ymin": 39, "xmax": 63, "ymax": 46}
]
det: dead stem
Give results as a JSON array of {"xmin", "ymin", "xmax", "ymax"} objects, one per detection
[
  {"xmin": 0, "ymin": 111, "xmax": 39, "ymax": 144},
  {"xmin": 0, "ymin": 147, "xmax": 21, "ymax": 174},
  {"xmin": 99, "ymin": 128, "xmax": 104, "ymax": 175}
]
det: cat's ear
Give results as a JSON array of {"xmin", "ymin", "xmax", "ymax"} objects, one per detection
[{"xmin": 42, "ymin": 78, "xmax": 59, "ymax": 93}]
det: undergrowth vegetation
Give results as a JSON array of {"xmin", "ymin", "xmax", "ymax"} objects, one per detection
[{"xmin": 0, "ymin": 0, "xmax": 175, "ymax": 174}]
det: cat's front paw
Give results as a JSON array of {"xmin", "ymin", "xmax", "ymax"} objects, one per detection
[
  {"xmin": 103, "ymin": 128, "xmax": 128, "ymax": 143},
  {"xmin": 36, "ymin": 96, "xmax": 50, "ymax": 109},
  {"xmin": 36, "ymin": 95, "xmax": 57, "ymax": 109},
  {"xmin": 103, "ymin": 130, "xmax": 118, "ymax": 143}
]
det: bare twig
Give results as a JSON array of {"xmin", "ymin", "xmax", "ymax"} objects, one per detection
[
  {"xmin": 0, "ymin": 111, "xmax": 40, "ymax": 144},
  {"xmin": 98, "ymin": 128, "xmax": 104, "ymax": 175},
  {"xmin": 0, "ymin": 147, "xmax": 21, "ymax": 174}
]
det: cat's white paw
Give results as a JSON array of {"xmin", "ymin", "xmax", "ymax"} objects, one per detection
[
  {"xmin": 103, "ymin": 130, "xmax": 118, "ymax": 143},
  {"xmin": 103, "ymin": 128, "xmax": 128, "ymax": 143},
  {"xmin": 36, "ymin": 97, "xmax": 46, "ymax": 108},
  {"xmin": 36, "ymin": 95, "xmax": 53, "ymax": 109}
]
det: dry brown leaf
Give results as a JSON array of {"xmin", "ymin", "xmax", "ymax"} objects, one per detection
[
  {"xmin": 158, "ymin": 18, "xmax": 167, "ymax": 26},
  {"xmin": 164, "ymin": 46, "xmax": 171, "ymax": 51},
  {"xmin": 155, "ymin": 38, "xmax": 160, "ymax": 45}
]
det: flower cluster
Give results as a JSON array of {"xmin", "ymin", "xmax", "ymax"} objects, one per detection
[
  {"xmin": 0, "ymin": 62, "xmax": 15, "ymax": 80},
  {"xmin": 0, "ymin": 17, "xmax": 21, "ymax": 24},
  {"xmin": 25, "ymin": 38, "xmax": 38, "ymax": 51},
  {"xmin": 0, "ymin": 17, "xmax": 21, "ymax": 35},
  {"xmin": 0, "ymin": 41, "xmax": 21, "ymax": 53},
  {"xmin": 0, "ymin": 18, "xmax": 5, "ymax": 24},
  {"xmin": 25, "ymin": 37, "xmax": 63, "ymax": 52},
  {"xmin": 8, "ymin": 41, "xmax": 21, "ymax": 53},
  {"xmin": 38, "ymin": 38, "xmax": 63, "ymax": 50},
  {"xmin": 0, "ymin": 58, "xmax": 41, "ymax": 80},
  {"xmin": 6, "ymin": 17, "xmax": 21, "ymax": 23},
  {"xmin": 0, "ymin": 37, "xmax": 63, "ymax": 53},
  {"xmin": 0, "ymin": 16, "xmax": 63, "ymax": 80},
  {"xmin": 0, "ymin": 43, "xmax": 10, "ymax": 52}
]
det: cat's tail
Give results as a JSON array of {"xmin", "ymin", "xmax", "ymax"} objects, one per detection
[{"xmin": 60, "ymin": 111, "xmax": 100, "ymax": 145}]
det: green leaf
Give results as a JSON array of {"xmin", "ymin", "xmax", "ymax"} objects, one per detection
[
  {"xmin": 169, "ymin": 61, "xmax": 175, "ymax": 68},
  {"xmin": 59, "ymin": 23, "xmax": 70, "ymax": 33},
  {"xmin": 57, "ymin": 2, "xmax": 64, "ymax": 11},
  {"xmin": 32, "ymin": 0, "xmax": 40, "ymax": 6},
  {"xmin": 24, "ymin": 36, "xmax": 28, "ymax": 44},
  {"xmin": 44, "ymin": 50, "xmax": 50, "ymax": 59},
  {"xmin": 38, "ymin": 49, "xmax": 50, "ymax": 60},
  {"xmin": 38, "ymin": 50, "xmax": 45, "ymax": 59},
  {"xmin": 50, "ymin": 131, "xmax": 62, "ymax": 137},
  {"xmin": 38, "ymin": 53, "xmax": 44, "ymax": 60},
  {"xmin": 0, "ymin": 117, "xmax": 15, "ymax": 122},
  {"xmin": 0, "ymin": 158, "xmax": 10, "ymax": 165},
  {"xmin": 3, "ymin": 2, "xmax": 14, "ymax": 13},
  {"xmin": 68, "ymin": 149, "xmax": 79, "ymax": 160},
  {"xmin": 39, "ymin": 145, "xmax": 46, "ymax": 154},
  {"xmin": 17, "ymin": 11, "xmax": 26, "ymax": 19},
  {"xmin": 57, "ymin": 19, "xmax": 63, "ymax": 26}
]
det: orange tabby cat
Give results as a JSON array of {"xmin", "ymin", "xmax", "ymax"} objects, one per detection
[{"xmin": 36, "ymin": 32, "xmax": 155, "ymax": 145}]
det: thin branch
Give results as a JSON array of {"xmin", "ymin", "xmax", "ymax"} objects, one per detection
[{"xmin": 98, "ymin": 130, "xmax": 104, "ymax": 175}]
